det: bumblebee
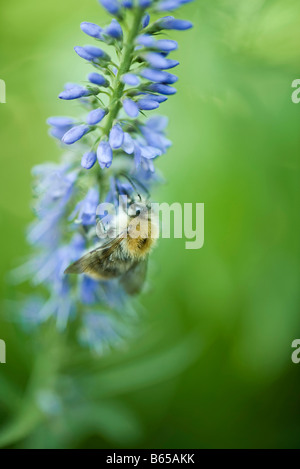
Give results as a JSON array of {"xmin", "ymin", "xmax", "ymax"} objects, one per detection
[{"xmin": 64, "ymin": 191, "xmax": 158, "ymax": 295}]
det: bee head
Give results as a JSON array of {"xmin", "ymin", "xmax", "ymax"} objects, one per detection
[{"xmin": 127, "ymin": 200, "xmax": 149, "ymax": 219}]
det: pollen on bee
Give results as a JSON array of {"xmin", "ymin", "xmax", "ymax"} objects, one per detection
[{"xmin": 125, "ymin": 217, "xmax": 158, "ymax": 258}]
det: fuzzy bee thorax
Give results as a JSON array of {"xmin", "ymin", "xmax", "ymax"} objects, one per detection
[{"xmin": 124, "ymin": 215, "xmax": 158, "ymax": 258}]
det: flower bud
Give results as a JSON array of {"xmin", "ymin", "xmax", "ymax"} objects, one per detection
[
  {"xmin": 109, "ymin": 124, "xmax": 124, "ymax": 149},
  {"xmin": 123, "ymin": 99, "xmax": 139, "ymax": 118},
  {"xmin": 147, "ymin": 16, "xmax": 193, "ymax": 33},
  {"xmin": 142, "ymin": 13, "xmax": 150, "ymax": 29},
  {"xmin": 74, "ymin": 46, "xmax": 94, "ymax": 61},
  {"xmin": 83, "ymin": 45, "xmax": 110, "ymax": 61},
  {"xmin": 88, "ymin": 73, "xmax": 109, "ymax": 87},
  {"xmin": 122, "ymin": 0, "xmax": 133, "ymax": 7},
  {"xmin": 157, "ymin": 0, "xmax": 194, "ymax": 12},
  {"xmin": 80, "ymin": 22, "xmax": 103, "ymax": 39},
  {"xmin": 86, "ymin": 108, "xmax": 107, "ymax": 125},
  {"xmin": 147, "ymin": 83, "xmax": 177, "ymax": 95},
  {"xmin": 47, "ymin": 117, "xmax": 75, "ymax": 127},
  {"xmin": 138, "ymin": 99, "xmax": 160, "ymax": 110},
  {"xmin": 99, "ymin": 0, "xmax": 121, "ymax": 16},
  {"xmin": 97, "ymin": 141, "xmax": 113, "ymax": 169},
  {"xmin": 62, "ymin": 125, "xmax": 90, "ymax": 145},
  {"xmin": 105, "ymin": 19, "xmax": 123, "ymax": 40},
  {"xmin": 122, "ymin": 73, "xmax": 140, "ymax": 86},
  {"xmin": 122, "ymin": 133, "xmax": 135, "ymax": 154},
  {"xmin": 145, "ymin": 52, "xmax": 179, "ymax": 70},
  {"xmin": 81, "ymin": 152, "xmax": 97, "ymax": 169},
  {"xmin": 59, "ymin": 87, "xmax": 89, "ymax": 100},
  {"xmin": 141, "ymin": 68, "xmax": 178, "ymax": 84}
]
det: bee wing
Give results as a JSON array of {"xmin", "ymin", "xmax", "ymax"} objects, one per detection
[
  {"xmin": 64, "ymin": 234, "xmax": 125, "ymax": 278},
  {"xmin": 120, "ymin": 257, "xmax": 148, "ymax": 295}
]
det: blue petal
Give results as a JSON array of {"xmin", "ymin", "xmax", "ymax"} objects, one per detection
[
  {"xmin": 123, "ymin": 99, "xmax": 139, "ymax": 118},
  {"xmin": 83, "ymin": 45, "xmax": 110, "ymax": 60},
  {"xmin": 97, "ymin": 141, "xmax": 113, "ymax": 169},
  {"xmin": 62, "ymin": 125, "xmax": 90, "ymax": 145},
  {"xmin": 49, "ymin": 126, "xmax": 72, "ymax": 140},
  {"xmin": 147, "ymin": 83, "xmax": 177, "ymax": 95},
  {"xmin": 156, "ymin": 16, "xmax": 193, "ymax": 30},
  {"xmin": 64, "ymin": 82, "xmax": 80, "ymax": 90},
  {"xmin": 122, "ymin": 73, "xmax": 140, "ymax": 86},
  {"xmin": 80, "ymin": 22, "xmax": 103, "ymax": 39},
  {"xmin": 140, "ymin": 93, "xmax": 168, "ymax": 103},
  {"xmin": 136, "ymin": 35, "xmax": 155, "ymax": 47},
  {"xmin": 134, "ymin": 144, "xmax": 142, "ymax": 168},
  {"xmin": 86, "ymin": 108, "xmax": 107, "ymax": 125},
  {"xmin": 146, "ymin": 115, "xmax": 169, "ymax": 131},
  {"xmin": 122, "ymin": 0, "xmax": 133, "ymax": 7},
  {"xmin": 157, "ymin": 0, "xmax": 194, "ymax": 11},
  {"xmin": 81, "ymin": 152, "xmax": 97, "ymax": 169},
  {"xmin": 74, "ymin": 46, "xmax": 94, "ymax": 61},
  {"xmin": 141, "ymin": 145, "xmax": 162, "ymax": 159},
  {"xmin": 99, "ymin": 0, "xmax": 121, "ymax": 15},
  {"xmin": 47, "ymin": 117, "xmax": 75, "ymax": 127},
  {"xmin": 138, "ymin": 99, "xmax": 160, "ymax": 110},
  {"xmin": 88, "ymin": 72, "xmax": 109, "ymax": 87},
  {"xmin": 142, "ymin": 13, "xmax": 151, "ymax": 28},
  {"xmin": 109, "ymin": 124, "xmax": 124, "ymax": 149},
  {"xmin": 141, "ymin": 68, "xmax": 178, "ymax": 84},
  {"xmin": 59, "ymin": 86, "xmax": 96, "ymax": 100},
  {"xmin": 72, "ymin": 188, "xmax": 99, "ymax": 225},
  {"xmin": 122, "ymin": 133, "xmax": 135, "ymax": 154},
  {"xmin": 80, "ymin": 277, "xmax": 99, "ymax": 305},
  {"xmin": 145, "ymin": 52, "xmax": 179, "ymax": 70},
  {"xmin": 139, "ymin": 0, "xmax": 153, "ymax": 8},
  {"xmin": 156, "ymin": 0, "xmax": 181, "ymax": 10},
  {"xmin": 105, "ymin": 19, "xmax": 123, "ymax": 39},
  {"xmin": 141, "ymin": 125, "xmax": 172, "ymax": 151},
  {"xmin": 155, "ymin": 39, "xmax": 178, "ymax": 52}
]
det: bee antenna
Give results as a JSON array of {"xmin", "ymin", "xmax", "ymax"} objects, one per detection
[
  {"xmin": 119, "ymin": 173, "xmax": 142, "ymax": 201},
  {"xmin": 130, "ymin": 176, "xmax": 151, "ymax": 200}
]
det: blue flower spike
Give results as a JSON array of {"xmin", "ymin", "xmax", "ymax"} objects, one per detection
[{"xmin": 23, "ymin": 0, "xmax": 195, "ymax": 351}]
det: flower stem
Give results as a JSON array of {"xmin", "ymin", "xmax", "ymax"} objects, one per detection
[{"xmin": 103, "ymin": 9, "xmax": 144, "ymax": 137}]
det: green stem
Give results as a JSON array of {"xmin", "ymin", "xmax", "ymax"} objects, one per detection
[{"xmin": 102, "ymin": 9, "xmax": 144, "ymax": 137}]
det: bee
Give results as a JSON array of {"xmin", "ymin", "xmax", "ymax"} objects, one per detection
[{"xmin": 64, "ymin": 185, "xmax": 158, "ymax": 295}]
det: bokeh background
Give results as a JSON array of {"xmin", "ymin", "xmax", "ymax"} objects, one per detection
[{"xmin": 1, "ymin": 0, "xmax": 300, "ymax": 449}]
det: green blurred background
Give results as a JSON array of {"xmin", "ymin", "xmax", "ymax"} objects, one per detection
[{"xmin": 1, "ymin": 0, "xmax": 300, "ymax": 449}]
